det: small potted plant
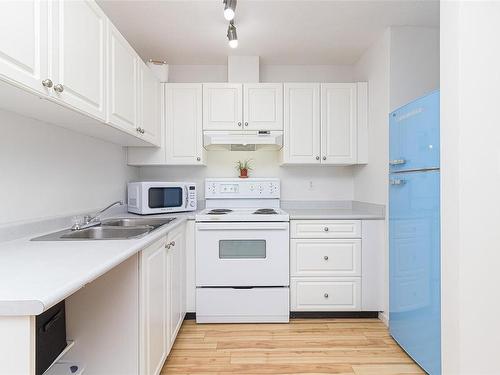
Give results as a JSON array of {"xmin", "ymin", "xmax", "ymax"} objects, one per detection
[{"xmin": 235, "ymin": 159, "xmax": 252, "ymax": 178}]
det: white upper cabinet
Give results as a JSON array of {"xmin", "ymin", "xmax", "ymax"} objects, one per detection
[
  {"xmin": 203, "ymin": 83, "xmax": 243, "ymax": 130},
  {"xmin": 282, "ymin": 82, "xmax": 367, "ymax": 165},
  {"xmin": 165, "ymin": 83, "xmax": 205, "ymax": 165},
  {"xmin": 243, "ymin": 83, "xmax": 283, "ymax": 130},
  {"xmin": 107, "ymin": 21, "xmax": 138, "ymax": 134},
  {"xmin": 321, "ymin": 83, "xmax": 357, "ymax": 164},
  {"xmin": 0, "ymin": 0, "xmax": 49, "ymax": 94},
  {"xmin": 51, "ymin": 0, "xmax": 106, "ymax": 120},
  {"xmin": 138, "ymin": 61, "xmax": 161, "ymax": 146},
  {"xmin": 282, "ymin": 83, "xmax": 321, "ymax": 164}
]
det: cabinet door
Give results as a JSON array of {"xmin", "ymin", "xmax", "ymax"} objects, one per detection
[
  {"xmin": 321, "ymin": 83, "xmax": 357, "ymax": 164},
  {"xmin": 166, "ymin": 84, "xmax": 204, "ymax": 165},
  {"xmin": 138, "ymin": 62, "xmax": 161, "ymax": 146},
  {"xmin": 140, "ymin": 238, "xmax": 167, "ymax": 375},
  {"xmin": 51, "ymin": 0, "xmax": 106, "ymax": 120},
  {"xmin": 107, "ymin": 21, "xmax": 138, "ymax": 134},
  {"xmin": 167, "ymin": 226, "xmax": 186, "ymax": 351},
  {"xmin": 202, "ymin": 83, "xmax": 242, "ymax": 130},
  {"xmin": 243, "ymin": 83, "xmax": 283, "ymax": 130},
  {"xmin": 282, "ymin": 83, "xmax": 321, "ymax": 164},
  {"xmin": 0, "ymin": 0, "xmax": 49, "ymax": 94}
]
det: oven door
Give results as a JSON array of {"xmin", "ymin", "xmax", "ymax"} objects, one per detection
[{"xmin": 195, "ymin": 222, "xmax": 289, "ymax": 287}]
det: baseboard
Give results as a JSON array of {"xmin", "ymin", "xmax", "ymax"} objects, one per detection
[
  {"xmin": 290, "ymin": 311, "xmax": 379, "ymax": 319},
  {"xmin": 184, "ymin": 312, "xmax": 196, "ymax": 320},
  {"xmin": 378, "ymin": 311, "xmax": 389, "ymax": 326},
  {"xmin": 185, "ymin": 311, "xmax": 381, "ymax": 320}
]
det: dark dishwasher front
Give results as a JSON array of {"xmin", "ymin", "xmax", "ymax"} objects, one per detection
[{"xmin": 36, "ymin": 300, "xmax": 67, "ymax": 375}]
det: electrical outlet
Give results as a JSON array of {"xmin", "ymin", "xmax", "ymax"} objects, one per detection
[{"xmin": 308, "ymin": 181, "xmax": 314, "ymax": 191}]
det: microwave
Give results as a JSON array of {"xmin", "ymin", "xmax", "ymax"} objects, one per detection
[{"xmin": 127, "ymin": 182, "xmax": 197, "ymax": 215}]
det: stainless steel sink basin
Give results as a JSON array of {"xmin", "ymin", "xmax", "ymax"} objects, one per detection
[
  {"xmin": 60, "ymin": 226, "xmax": 152, "ymax": 240},
  {"xmin": 31, "ymin": 216, "xmax": 177, "ymax": 241},
  {"xmin": 101, "ymin": 217, "xmax": 175, "ymax": 229}
]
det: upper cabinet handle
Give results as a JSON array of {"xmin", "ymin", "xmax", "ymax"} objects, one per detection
[
  {"xmin": 53, "ymin": 84, "xmax": 64, "ymax": 93},
  {"xmin": 322, "ymin": 156, "xmax": 326, "ymax": 161},
  {"xmin": 244, "ymin": 122, "xmax": 248, "ymax": 126},
  {"xmin": 42, "ymin": 79, "xmax": 53, "ymax": 88},
  {"xmin": 316, "ymin": 156, "xmax": 320, "ymax": 160},
  {"xmin": 237, "ymin": 122, "xmax": 242, "ymax": 126}
]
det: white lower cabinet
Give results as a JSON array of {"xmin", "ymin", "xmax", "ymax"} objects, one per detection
[
  {"xmin": 290, "ymin": 219, "xmax": 383, "ymax": 312},
  {"xmin": 140, "ymin": 223, "xmax": 186, "ymax": 375},
  {"xmin": 291, "ymin": 278, "xmax": 361, "ymax": 311},
  {"xmin": 140, "ymin": 237, "xmax": 168, "ymax": 375},
  {"xmin": 166, "ymin": 223, "xmax": 186, "ymax": 349}
]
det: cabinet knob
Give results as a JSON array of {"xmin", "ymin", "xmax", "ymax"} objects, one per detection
[
  {"xmin": 165, "ymin": 241, "xmax": 175, "ymax": 249},
  {"xmin": 322, "ymin": 156, "xmax": 326, "ymax": 161},
  {"xmin": 141, "ymin": 128, "xmax": 145, "ymax": 134},
  {"xmin": 171, "ymin": 241, "xmax": 176, "ymax": 246},
  {"xmin": 53, "ymin": 84, "xmax": 64, "ymax": 93},
  {"xmin": 324, "ymin": 227, "xmax": 329, "ymax": 232},
  {"xmin": 196, "ymin": 157, "xmax": 201, "ymax": 161},
  {"xmin": 316, "ymin": 156, "xmax": 320, "ymax": 160},
  {"xmin": 42, "ymin": 79, "xmax": 53, "ymax": 88},
  {"xmin": 244, "ymin": 122, "xmax": 248, "ymax": 126},
  {"xmin": 324, "ymin": 255, "xmax": 329, "ymax": 261},
  {"xmin": 324, "ymin": 293, "xmax": 329, "ymax": 298},
  {"xmin": 238, "ymin": 122, "xmax": 242, "ymax": 126}
]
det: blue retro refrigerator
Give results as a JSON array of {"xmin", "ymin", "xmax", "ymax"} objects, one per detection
[{"xmin": 389, "ymin": 90, "xmax": 441, "ymax": 375}]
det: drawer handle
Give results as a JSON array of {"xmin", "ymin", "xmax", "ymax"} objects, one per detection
[
  {"xmin": 324, "ymin": 255, "xmax": 329, "ymax": 261},
  {"xmin": 324, "ymin": 293, "xmax": 329, "ymax": 298},
  {"xmin": 324, "ymin": 227, "xmax": 329, "ymax": 232}
]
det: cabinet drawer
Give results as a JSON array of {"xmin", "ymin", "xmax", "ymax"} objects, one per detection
[
  {"xmin": 291, "ymin": 220, "xmax": 361, "ymax": 238},
  {"xmin": 291, "ymin": 239, "xmax": 361, "ymax": 277},
  {"xmin": 291, "ymin": 278, "xmax": 361, "ymax": 311}
]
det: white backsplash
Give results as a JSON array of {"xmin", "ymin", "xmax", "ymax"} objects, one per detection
[{"xmin": 138, "ymin": 150, "xmax": 355, "ymax": 201}]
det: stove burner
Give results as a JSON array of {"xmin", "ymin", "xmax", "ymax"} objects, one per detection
[
  {"xmin": 253, "ymin": 208, "xmax": 278, "ymax": 215},
  {"xmin": 207, "ymin": 208, "xmax": 233, "ymax": 215}
]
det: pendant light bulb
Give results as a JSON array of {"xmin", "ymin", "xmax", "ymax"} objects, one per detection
[
  {"xmin": 227, "ymin": 21, "xmax": 238, "ymax": 48},
  {"xmin": 223, "ymin": 0, "xmax": 237, "ymax": 21}
]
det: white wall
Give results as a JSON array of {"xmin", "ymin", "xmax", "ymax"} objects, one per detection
[
  {"xmin": 353, "ymin": 30, "xmax": 391, "ymax": 206},
  {"xmin": 139, "ymin": 151, "xmax": 354, "ymax": 201},
  {"xmin": 441, "ymin": 2, "xmax": 500, "ymax": 374},
  {"xmin": 0, "ymin": 110, "xmax": 138, "ymax": 225},
  {"xmin": 390, "ymin": 26, "xmax": 440, "ymax": 111},
  {"xmin": 167, "ymin": 63, "xmax": 355, "ymax": 84},
  {"xmin": 140, "ymin": 63, "xmax": 357, "ymax": 201}
]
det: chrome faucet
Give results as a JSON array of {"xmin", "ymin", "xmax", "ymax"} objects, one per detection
[{"xmin": 71, "ymin": 200, "xmax": 124, "ymax": 231}]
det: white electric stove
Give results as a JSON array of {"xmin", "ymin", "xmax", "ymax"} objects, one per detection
[{"xmin": 195, "ymin": 178, "xmax": 290, "ymax": 323}]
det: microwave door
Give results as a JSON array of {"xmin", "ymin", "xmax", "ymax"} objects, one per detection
[{"xmin": 149, "ymin": 187, "xmax": 183, "ymax": 209}]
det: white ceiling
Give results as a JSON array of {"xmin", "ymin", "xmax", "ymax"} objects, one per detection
[{"xmin": 97, "ymin": 0, "xmax": 439, "ymax": 65}]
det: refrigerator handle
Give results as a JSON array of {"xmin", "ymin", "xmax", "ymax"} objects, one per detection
[
  {"xmin": 389, "ymin": 159, "xmax": 406, "ymax": 166},
  {"xmin": 390, "ymin": 179, "xmax": 406, "ymax": 186}
]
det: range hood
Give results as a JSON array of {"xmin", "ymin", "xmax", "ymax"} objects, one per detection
[{"xmin": 203, "ymin": 130, "xmax": 283, "ymax": 151}]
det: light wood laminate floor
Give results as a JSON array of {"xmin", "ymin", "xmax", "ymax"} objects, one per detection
[{"xmin": 161, "ymin": 318, "xmax": 424, "ymax": 374}]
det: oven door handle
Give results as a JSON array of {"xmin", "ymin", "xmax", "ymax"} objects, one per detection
[{"xmin": 196, "ymin": 223, "xmax": 289, "ymax": 231}]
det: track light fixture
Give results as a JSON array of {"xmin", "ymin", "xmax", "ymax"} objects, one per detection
[
  {"xmin": 223, "ymin": 0, "xmax": 237, "ymax": 21},
  {"xmin": 227, "ymin": 20, "xmax": 238, "ymax": 48}
]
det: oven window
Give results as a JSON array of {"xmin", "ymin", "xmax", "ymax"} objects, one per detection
[
  {"xmin": 219, "ymin": 240, "xmax": 266, "ymax": 259},
  {"xmin": 148, "ymin": 187, "xmax": 183, "ymax": 208}
]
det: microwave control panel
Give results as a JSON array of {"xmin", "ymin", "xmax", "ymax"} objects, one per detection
[{"xmin": 205, "ymin": 178, "xmax": 280, "ymax": 199}]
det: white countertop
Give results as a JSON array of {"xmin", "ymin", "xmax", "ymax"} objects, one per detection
[
  {"xmin": 282, "ymin": 200, "xmax": 385, "ymax": 220},
  {"xmin": 0, "ymin": 200, "xmax": 383, "ymax": 317},
  {"xmin": 0, "ymin": 212, "xmax": 195, "ymax": 316}
]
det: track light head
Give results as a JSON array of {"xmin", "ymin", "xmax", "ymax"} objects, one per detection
[
  {"xmin": 223, "ymin": 0, "xmax": 237, "ymax": 21},
  {"xmin": 227, "ymin": 21, "xmax": 238, "ymax": 48}
]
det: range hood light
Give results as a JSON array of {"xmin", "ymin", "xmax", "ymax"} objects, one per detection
[
  {"xmin": 227, "ymin": 21, "xmax": 238, "ymax": 48},
  {"xmin": 223, "ymin": 0, "xmax": 237, "ymax": 21}
]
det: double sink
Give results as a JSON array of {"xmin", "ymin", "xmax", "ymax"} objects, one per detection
[{"xmin": 32, "ymin": 217, "xmax": 176, "ymax": 241}]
